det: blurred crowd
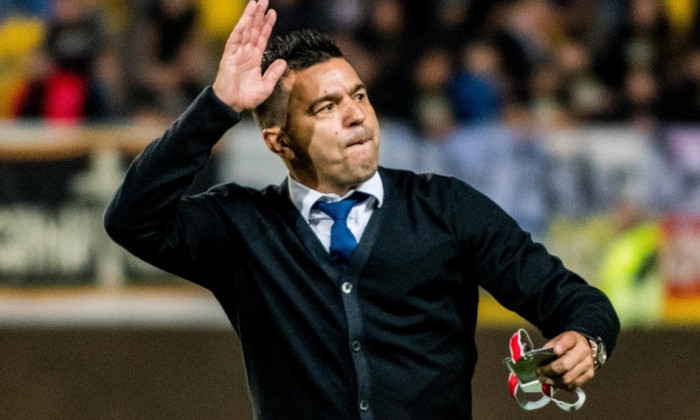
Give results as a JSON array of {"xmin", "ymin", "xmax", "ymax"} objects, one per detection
[{"xmin": 2, "ymin": 0, "xmax": 700, "ymax": 127}]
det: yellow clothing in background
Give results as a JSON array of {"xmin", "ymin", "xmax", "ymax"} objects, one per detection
[{"xmin": 196, "ymin": 0, "xmax": 246, "ymax": 42}]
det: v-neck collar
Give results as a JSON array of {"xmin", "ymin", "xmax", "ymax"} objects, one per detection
[{"xmin": 276, "ymin": 170, "xmax": 388, "ymax": 279}]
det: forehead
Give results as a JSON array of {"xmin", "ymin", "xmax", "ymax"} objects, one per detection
[{"xmin": 286, "ymin": 58, "xmax": 362, "ymax": 105}]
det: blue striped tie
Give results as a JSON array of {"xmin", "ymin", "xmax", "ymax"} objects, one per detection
[{"xmin": 314, "ymin": 193, "xmax": 367, "ymax": 265}]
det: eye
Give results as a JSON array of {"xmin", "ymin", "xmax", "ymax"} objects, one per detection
[
  {"xmin": 354, "ymin": 92, "xmax": 366, "ymax": 101},
  {"xmin": 315, "ymin": 102, "xmax": 335, "ymax": 114}
]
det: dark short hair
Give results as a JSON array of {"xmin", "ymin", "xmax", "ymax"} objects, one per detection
[{"xmin": 253, "ymin": 29, "xmax": 343, "ymax": 128}]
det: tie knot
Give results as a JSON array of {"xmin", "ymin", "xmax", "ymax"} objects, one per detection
[{"xmin": 314, "ymin": 192, "xmax": 369, "ymax": 221}]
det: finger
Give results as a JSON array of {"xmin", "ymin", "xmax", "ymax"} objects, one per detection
[
  {"xmin": 226, "ymin": 1, "xmax": 255, "ymax": 49},
  {"xmin": 536, "ymin": 359, "xmax": 559, "ymax": 379},
  {"xmin": 544, "ymin": 366, "xmax": 593, "ymax": 391},
  {"xmin": 561, "ymin": 360, "xmax": 594, "ymax": 390},
  {"xmin": 537, "ymin": 348, "xmax": 594, "ymax": 389},
  {"xmin": 536, "ymin": 352, "xmax": 575, "ymax": 378},
  {"xmin": 249, "ymin": 0, "xmax": 268, "ymax": 46},
  {"xmin": 548, "ymin": 354, "xmax": 592, "ymax": 383},
  {"xmin": 241, "ymin": 1, "xmax": 263, "ymax": 46},
  {"xmin": 257, "ymin": 8, "xmax": 277, "ymax": 51},
  {"xmin": 252, "ymin": 0, "xmax": 268, "ymax": 33},
  {"xmin": 231, "ymin": 1, "xmax": 257, "ymax": 45},
  {"xmin": 227, "ymin": 16, "xmax": 248, "ymax": 49},
  {"xmin": 257, "ymin": 0, "xmax": 270, "ymax": 16}
]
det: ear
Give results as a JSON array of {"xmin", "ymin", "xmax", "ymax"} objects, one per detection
[{"xmin": 263, "ymin": 127, "xmax": 295, "ymax": 159}]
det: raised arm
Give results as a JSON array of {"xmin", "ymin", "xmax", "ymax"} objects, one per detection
[
  {"xmin": 213, "ymin": 0, "xmax": 287, "ymax": 112},
  {"xmin": 104, "ymin": 1, "xmax": 286, "ymax": 285}
]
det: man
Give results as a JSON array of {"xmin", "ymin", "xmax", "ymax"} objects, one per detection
[{"xmin": 104, "ymin": 1, "xmax": 619, "ymax": 419}]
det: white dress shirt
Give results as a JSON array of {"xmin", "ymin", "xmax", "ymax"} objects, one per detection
[{"xmin": 287, "ymin": 172, "xmax": 384, "ymax": 253}]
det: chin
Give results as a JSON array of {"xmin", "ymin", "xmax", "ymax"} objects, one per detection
[{"xmin": 353, "ymin": 162, "xmax": 379, "ymax": 183}]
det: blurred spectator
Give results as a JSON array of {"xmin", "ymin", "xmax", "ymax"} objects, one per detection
[
  {"xmin": 409, "ymin": 47, "xmax": 455, "ymax": 173},
  {"xmin": 449, "ymin": 39, "xmax": 507, "ymax": 124},
  {"xmin": 325, "ymin": 0, "xmax": 366, "ymax": 33},
  {"xmin": 489, "ymin": 0, "xmax": 560, "ymax": 103},
  {"xmin": 554, "ymin": 0, "xmax": 621, "ymax": 45},
  {"xmin": 411, "ymin": 47, "xmax": 454, "ymax": 136},
  {"xmin": 655, "ymin": 126, "xmax": 700, "ymax": 213},
  {"xmin": 595, "ymin": 0, "xmax": 670, "ymax": 90},
  {"xmin": 555, "ymin": 39, "xmax": 614, "ymax": 122},
  {"xmin": 658, "ymin": 47, "xmax": 700, "ymax": 122},
  {"xmin": 528, "ymin": 62, "xmax": 569, "ymax": 128},
  {"xmin": 294, "ymin": 0, "xmax": 366, "ymax": 35},
  {"xmin": 126, "ymin": 0, "xmax": 215, "ymax": 121},
  {"xmin": 11, "ymin": 0, "xmax": 110, "ymax": 122},
  {"xmin": 431, "ymin": 0, "xmax": 471, "ymax": 53},
  {"xmin": 332, "ymin": 33, "xmax": 377, "ymax": 99},
  {"xmin": 0, "ymin": 0, "xmax": 51, "ymax": 20},
  {"xmin": 597, "ymin": 199, "xmax": 662, "ymax": 327},
  {"xmin": 0, "ymin": 14, "xmax": 45, "ymax": 118},
  {"xmin": 611, "ymin": 67, "xmax": 660, "ymax": 128},
  {"xmin": 662, "ymin": 0, "xmax": 697, "ymax": 53},
  {"xmin": 354, "ymin": 0, "xmax": 414, "ymax": 121}
]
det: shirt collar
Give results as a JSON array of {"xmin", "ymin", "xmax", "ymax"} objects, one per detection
[{"xmin": 287, "ymin": 171, "xmax": 384, "ymax": 221}]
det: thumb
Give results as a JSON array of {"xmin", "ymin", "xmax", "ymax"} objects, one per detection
[{"xmin": 261, "ymin": 59, "xmax": 287, "ymax": 93}]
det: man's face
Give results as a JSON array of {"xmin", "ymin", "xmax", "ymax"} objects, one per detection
[{"xmin": 282, "ymin": 58, "xmax": 380, "ymax": 195}]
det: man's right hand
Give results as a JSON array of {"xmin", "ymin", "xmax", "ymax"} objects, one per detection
[{"xmin": 212, "ymin": 0, "xmax": 287, "ymax": 113}]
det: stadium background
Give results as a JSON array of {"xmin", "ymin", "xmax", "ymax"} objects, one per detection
[{"xmin": 1, "ymin": 0, "xmax": 699, "ymax": 418}]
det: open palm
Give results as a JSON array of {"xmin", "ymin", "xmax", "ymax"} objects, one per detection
[{"xmin": 213, "ymin": 0, "xmax": 287, "ymax": 112}]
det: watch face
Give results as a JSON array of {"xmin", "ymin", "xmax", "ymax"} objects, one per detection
[{"xmin": 598, "ymin": 342, "xmax": 607, "ymax": 366}]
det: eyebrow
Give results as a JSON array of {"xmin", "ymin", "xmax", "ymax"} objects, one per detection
[{"xmin": 308, "ymin": 83, "xmax": 367, "ymax": 112}]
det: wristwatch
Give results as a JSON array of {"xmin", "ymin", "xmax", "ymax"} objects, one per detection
[{"xmin": 582, "ymin": 334, "xmax": 607, "ymax": 370}]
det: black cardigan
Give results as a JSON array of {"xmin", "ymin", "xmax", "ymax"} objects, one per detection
[{"xmin": 104, "ymin": 87, "xmax": 619, "ymax": 420}]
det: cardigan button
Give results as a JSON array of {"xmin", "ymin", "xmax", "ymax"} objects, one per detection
[
  {"xmin": 341, "ymin": 282, "xmax": 353, "ymax": 294},
  {"xmin": 359, "ymin": 400, "xmax": 370, "ymax": 411},
  {"xmin": 351, "ymin": 340, "xmax": 362, "ymax": 352}
]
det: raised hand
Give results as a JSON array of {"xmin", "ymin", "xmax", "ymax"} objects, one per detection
[{"xmin": 212, "ymin": 0, "xmax": 287, "ymax": 112}]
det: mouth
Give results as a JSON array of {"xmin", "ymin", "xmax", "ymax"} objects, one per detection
[{"xmin": 347, "ymin": 136, "xmax": 372, "ymax": 147}]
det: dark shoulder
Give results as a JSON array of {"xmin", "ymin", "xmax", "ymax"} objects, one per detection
[
  {"xmin": 205, "ymin": 181, "xmax": 284, "ymax": 198},
  {"xmin": 188, "ymin": 181, "xmax": 288, "ymax": 213},
  {"xmin": 379, "ymin": 166, "xmax": 483, "ymax": 202},
  {"xmin": 378, "ymin": 166, "xmax": 513, "ymax": 227}
]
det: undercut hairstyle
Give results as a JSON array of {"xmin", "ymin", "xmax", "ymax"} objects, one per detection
[{"xmin": 252, "ymin": 29, "xmax": 344, "ymax": 128}]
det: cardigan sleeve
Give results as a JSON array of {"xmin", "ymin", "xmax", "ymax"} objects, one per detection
[
  {"xmin": 103, "ymin": 87, "xmax": 244, "ymax": 286},
  {"xmin": 450, "ymin": 179, "xmax": 620, "ymax": 355}
]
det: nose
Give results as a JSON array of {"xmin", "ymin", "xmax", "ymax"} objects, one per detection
[{"xmin": 344, "ymin": 99, "xmax": 366, "ymax": 127}]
